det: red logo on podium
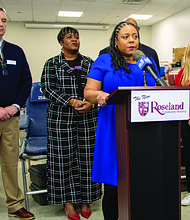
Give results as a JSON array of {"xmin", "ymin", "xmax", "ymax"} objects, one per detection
[{"xmin": 138, "ymin": 102, "xmax": 149, "ymax": 116}]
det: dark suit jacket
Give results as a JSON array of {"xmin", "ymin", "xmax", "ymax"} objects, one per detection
[{"xmin": 99, "ymin": 43, "xmax": 160, "ymax": 74}]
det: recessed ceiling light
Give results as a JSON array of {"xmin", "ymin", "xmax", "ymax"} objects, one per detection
[
  {"xmin": 58, "ymin": 11, "xmax": 83, "ymax": 17},
  {"xmin": 128, "ymin": 14, "xmax": 152, "ymax": 20}
]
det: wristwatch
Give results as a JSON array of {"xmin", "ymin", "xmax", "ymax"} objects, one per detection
[{"xmin": 12, "ymin": 104, "xmax": 20, "ymax": 111}]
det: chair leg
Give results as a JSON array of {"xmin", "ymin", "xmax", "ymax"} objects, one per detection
[
  {"xmin": 20, "ymin": 158, "xmax": 30, "ymax": 211},
  {"xmin": 28, "ymin": 159, "xmax": 31, "ymax": 168}
]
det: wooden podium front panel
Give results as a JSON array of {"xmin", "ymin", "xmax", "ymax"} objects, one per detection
[
  {"xmin": 128, "ymin": 121, "xmax": 179, "ymax": 220},
  {"xmin": 116, "ymin": 100, "xmax": 180, "ymax": 220}
]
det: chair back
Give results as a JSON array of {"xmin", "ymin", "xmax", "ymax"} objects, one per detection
[
  {"xmin": 19, "ymin": 83, "xmax": 48, "ymax": 211},
  {"xmin": 26, "ymin": 82, "xmax": 48, "ymax": 137}
]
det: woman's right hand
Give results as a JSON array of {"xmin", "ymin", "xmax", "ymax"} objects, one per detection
[
  {"xmin": 188, "ymin": 119, "xmax": 190, "ymax": 126},
  {"xmin": 97, "ymin": 91, "xmax": 110, "ymax": 107}
]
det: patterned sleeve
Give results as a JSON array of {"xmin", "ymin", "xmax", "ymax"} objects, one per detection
[{"xmin": 40, "ymin": 57, "xmax": 71, "ymax": 107}]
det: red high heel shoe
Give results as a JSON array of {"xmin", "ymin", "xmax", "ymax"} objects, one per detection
[
  {"xmin": 64, "ymin": 205, "xmax": 80, "ymax": 220},
  {"xmin": 80, "ymin": 204, "xmax": 91, "ymax": 219}
]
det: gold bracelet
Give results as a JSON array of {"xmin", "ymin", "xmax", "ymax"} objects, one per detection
[
  {"xmin": 72, "ymin": 99, "xmax": 76, "ymax": 107},
  {"xmin": 92, "ymin": 104, "xmax": 95, "ymax": 108}
]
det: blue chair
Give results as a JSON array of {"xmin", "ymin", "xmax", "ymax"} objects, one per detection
[{"xmin": 19, "ymin": 82, "xmax": 48, "ymax": 211}]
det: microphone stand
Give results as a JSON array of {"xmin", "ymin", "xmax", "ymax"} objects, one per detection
[
  {"xmin": 143, "ymin": 70, "xmax": 147, "ymax": 86},
  {"xmin": 145, "ymin": 66, "xmax": 168, "ymax": 86}
]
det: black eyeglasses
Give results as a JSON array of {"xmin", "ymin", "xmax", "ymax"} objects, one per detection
[{"xmin": 0, "ymin": 61, "xmax": 8, "ymax": 77}]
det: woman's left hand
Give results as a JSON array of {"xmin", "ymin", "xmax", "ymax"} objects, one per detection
[{"xmin": 74, "ymin": 101, "xmax": 94, "ymax": 114}]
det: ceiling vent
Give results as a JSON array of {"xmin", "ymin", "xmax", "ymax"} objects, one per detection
[{"xmin": 121, "ymin": 0, "xmax": 149, "ymax": 5}]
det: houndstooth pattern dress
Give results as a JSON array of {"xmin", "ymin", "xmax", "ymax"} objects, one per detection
[{"xmin": 41, "ymin": 53, "xmax": 102, "ymax": 204}]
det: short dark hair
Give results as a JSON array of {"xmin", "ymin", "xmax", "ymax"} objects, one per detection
[
  {"xmin": 57, "ymin": 27, "xmax": 79, "ymax": 44},
  {"xmin": 0, "ymin": 8, "xmax": 7, "ymax": 14}
]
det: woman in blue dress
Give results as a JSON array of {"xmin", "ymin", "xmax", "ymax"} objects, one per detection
[{"xmin": 84, "ymin": 21, "xmax": 160, "ymax": 220}]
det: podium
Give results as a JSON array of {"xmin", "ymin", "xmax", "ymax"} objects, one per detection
[{"xmin": 107, "ymin": 86, "xmax": 190, "ymax": 220}]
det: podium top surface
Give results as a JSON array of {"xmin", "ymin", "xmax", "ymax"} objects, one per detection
[{"xmin": 107, "ymin": 86, "xmax": 190, "ymax": 104}]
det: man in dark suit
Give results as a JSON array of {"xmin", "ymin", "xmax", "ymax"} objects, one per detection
[
  {"xmin": 0, "ymin": 8, "xmax": 34, "ymax": 220},
  {"xmin": 99, "ymin": 18, "xmax": 160, "ymax": 74}
]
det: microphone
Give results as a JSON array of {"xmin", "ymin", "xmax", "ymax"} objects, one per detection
[{"xmin": 133, "ymin": 50, "xmax": 168, "ymax": 86}]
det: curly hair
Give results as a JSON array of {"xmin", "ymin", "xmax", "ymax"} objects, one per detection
[
  {"xmin": 57, "ymin": 26, "xmax": 79, "ymax": 44},
  {"xmin": 110, "ymin": 21, "xmax": 140, "ymax": 77}
]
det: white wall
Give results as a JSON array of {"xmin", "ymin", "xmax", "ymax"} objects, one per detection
[
  {"xmin": 5, "ymin": 8, "xmax": 190, "ymax": 82},
  {"xmin": 4, "ymin": 22, "xmax": 151, "ymax": 82},
  {"xmin": 152, "ymin": 7, "xmax": 190, "ymax": 63},
  {"xmin": 139, "ymin": 25, "xmax": 152, "ymax": 47},
  {"xmin": 4, "ymin": 22, "xmax": 114, "ymax": 82}
]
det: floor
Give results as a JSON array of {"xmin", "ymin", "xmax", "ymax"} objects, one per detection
[
  {"xmin": 0, "ymin": 157, "xmax": 103, "ymax": 220},
  {"xmin": 0, "ymin": 132, "xmax": 190, "ymax": 219},
  {"xmin": 0, "ymin": 128, "xmax": 104, "ymax": 220}
]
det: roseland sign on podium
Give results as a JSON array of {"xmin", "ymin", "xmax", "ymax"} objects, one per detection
[
  {"xmin": 107, "ymin": 86, "xmax": 190, "ymax": 220},
  {"xmin": 131, "ymin": 89, "xmax": 189, "ymax": 122}
]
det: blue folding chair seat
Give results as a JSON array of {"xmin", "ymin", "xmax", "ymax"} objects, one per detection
[
  {"xmin": 25, "ymin": 136, "xmax": 47, "ymax": 155},
  {"xmin": 19, "ymin": 82, "xmax": 48, "ymax": 211}
]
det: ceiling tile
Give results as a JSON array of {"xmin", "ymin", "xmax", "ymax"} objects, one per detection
[{"xmin": 0, "ymin": 0, "xmax": 189, "ymax": 25}]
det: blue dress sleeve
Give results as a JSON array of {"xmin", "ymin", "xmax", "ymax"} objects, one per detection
[{"xmin": 88, "ymin": 54, "xmax": 111, "ymax": 81}]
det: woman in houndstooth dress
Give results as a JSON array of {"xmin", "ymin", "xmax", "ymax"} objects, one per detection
[{"xmin": 41, "ymin": 27, "xmax": 102, "ymax": 219}]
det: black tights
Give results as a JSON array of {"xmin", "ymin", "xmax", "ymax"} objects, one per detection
[{"xmin": 102, "ymin": 184, "xmax": 118, "ymax": 220}]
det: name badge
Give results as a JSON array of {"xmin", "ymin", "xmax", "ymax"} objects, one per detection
[{"xmin": 7, "ymin": 60, "xmax": 16, "ymax": 65}]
